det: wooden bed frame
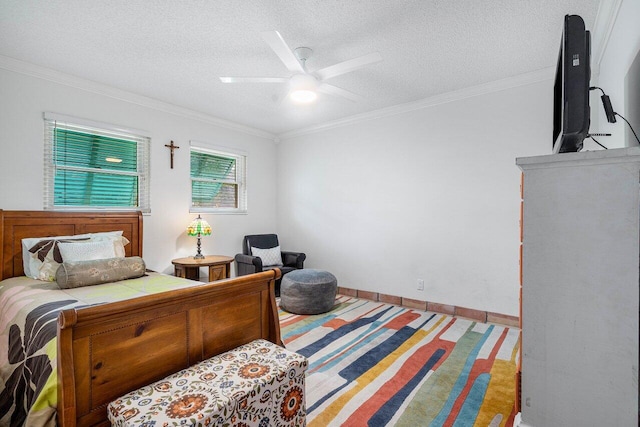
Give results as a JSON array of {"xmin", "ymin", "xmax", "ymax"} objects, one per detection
[{"xmin": 0, "ymin": 210, "xmax": 282, "ymax": 427}]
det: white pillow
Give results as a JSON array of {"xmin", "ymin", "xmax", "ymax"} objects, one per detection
[
  {"xmin": 58, "ymin": 240, "xmax": 118, "ymax": 262},
  {"xmin": 251, "ymin": 246, "xmax": 282, "ymax": 267},
  {"xmin": 22, "ymin": 230, "xmax": 129, "ymax": 281},
  {"xmin": 91, "ymin": 231, "xmax": 129, "ymax": 257}
]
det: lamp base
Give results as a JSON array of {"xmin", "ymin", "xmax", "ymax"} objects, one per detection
[{"xmin": 193, "ymin": 236, "xmax": 205, "ymax": 259}]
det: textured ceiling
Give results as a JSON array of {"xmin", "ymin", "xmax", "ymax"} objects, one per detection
[{"xmin": 0, "ymin": 0, "xmax": 601, "ymax": 136}]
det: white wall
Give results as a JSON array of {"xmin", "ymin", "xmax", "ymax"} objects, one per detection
[
  {"xmin": 0, "ymin": 68, "xmax": 277, "ymax": 275},
  {"xmin": 592, "ymin": 0, "xmax": 640, "ymax": 148},
  {"xmin": 277, "ymin": 81, "xmax": 551, "ymax": 316}
]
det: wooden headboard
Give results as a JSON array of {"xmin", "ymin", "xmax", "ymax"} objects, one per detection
[{"xmin": 0, "ymin": 210, "xmax": 143, "ymax": 280}]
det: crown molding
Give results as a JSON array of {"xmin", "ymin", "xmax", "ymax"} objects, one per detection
[
  {"xmin": 0, "ymin": 55, "xmax": 276, "ymax": 141},
  {"xmin": 591, "ymin": 0, "xmax": 623, "ymax": 69},
  {"xmin": 278, "ymin": 67, "xmax": 555, "ymax": 140},
  {"xmin": 0, "ymin": 53, "xmax": 568, "ymax": 142}
]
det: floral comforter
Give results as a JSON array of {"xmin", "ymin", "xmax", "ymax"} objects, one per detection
[{"xmin": 0, "ymin": 273, "xmax": 203, "ymax": 427}]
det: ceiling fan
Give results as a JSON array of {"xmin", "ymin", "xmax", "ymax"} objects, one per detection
[{"xmin": 219, "ymin": 31, "xmax": 383, "ymax": 104}]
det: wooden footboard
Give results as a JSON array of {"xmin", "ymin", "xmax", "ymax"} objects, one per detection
[{"xmin": 57, "ymin": 269, "xmax": 282, "ymax": 427}]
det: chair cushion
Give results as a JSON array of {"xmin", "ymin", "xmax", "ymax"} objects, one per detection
[{"xmin": 243, "ymin": 234, "xmax": 279, "ymax": 255}]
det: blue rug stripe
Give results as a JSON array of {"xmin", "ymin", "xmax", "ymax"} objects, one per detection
[
  {"xmin": 281, "ymin": 298, "xmax": 376, "ymax": 340},
  {"xmin": 369, "ymin": 348, "xmax": 446, "ymax": 427},
  {"xmin": 312, "ymin": 306, "xmax": 417, "ymax": 372},
  {"xmin": 297, "ymin": 306, "xmax": 395, "ymax": 358},
  {"xmin": 452, "ymin": 372, "xmax": 491, "ymax": 427},
  {"xmin": 339, "ymin": 325, "xmax": 418, "ymax": 380},
  {"xmin": 307, "ymin": 380, "xmax": 349, "ymax": 413},
  {"xmin": 281, "ymin": 312, "xmax": 338, "ymax": 341},
  {"xmin": 339, "ymin": 313, "xmax": 437, "ymax": 381},
  {"xmin": 311, "ymin": 327, "xmax": 390, "ymax": 372},
  {"xmin": 430, "ymin": 325, "xmax": 494, "ymax": 426}
]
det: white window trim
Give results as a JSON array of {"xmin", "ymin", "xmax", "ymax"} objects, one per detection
[
  {"xmin": 190, "ymin": 141, "xmax": 248, "ymax": 215},
  {"xmin": 43, "ymin": 112, "xmax": 151, "ymax": 212},
  {"xmin": 44, "ymin": 112, "xmax": 151, "ymax": 139}
]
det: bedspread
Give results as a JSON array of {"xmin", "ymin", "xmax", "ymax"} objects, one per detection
[{"xmin": 0, "ymin": 273, "xmax": 203, "ymax": 427}]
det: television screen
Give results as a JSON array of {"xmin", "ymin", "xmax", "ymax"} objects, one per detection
[{"xmin": 552, "ymin": 15, "xmax": 591, "ymax": 153}]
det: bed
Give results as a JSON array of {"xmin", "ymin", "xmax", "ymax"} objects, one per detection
[{"xmin": 0, "ymin": 210, "xmax": 281, "ymax": 427}]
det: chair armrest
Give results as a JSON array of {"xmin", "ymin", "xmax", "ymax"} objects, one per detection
[
  {"xmin": 281, "ymin": 251, "xmax": 306, "ymax": 269},
  {"xmin": 234, "ymin": 253, "xmax": 263, "ymax": 276}
]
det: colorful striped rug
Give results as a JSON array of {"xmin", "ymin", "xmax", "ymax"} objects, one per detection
[{"xmin": 279, "ymin": 295, "xmax": 520, "ymax": 427}]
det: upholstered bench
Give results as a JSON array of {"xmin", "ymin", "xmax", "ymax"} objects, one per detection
[
  {"xmin": 280, "ymin": 269, "xmax": 337, "ymax": 315},
  {"xmin": 108, "ymin": 339, "xmax": 307, "ymax": 427}
]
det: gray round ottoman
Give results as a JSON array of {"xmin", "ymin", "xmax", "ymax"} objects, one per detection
[{"xmin": 280, "ymin": 269, "xmax": 337, "ymax": 314}]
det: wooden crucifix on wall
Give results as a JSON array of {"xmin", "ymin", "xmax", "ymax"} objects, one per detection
[{"xmin": 164, "ymin": 140, "xmax": 180, "ymax": 169}]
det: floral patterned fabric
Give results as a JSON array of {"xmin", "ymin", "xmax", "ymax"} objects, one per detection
[{"xmin": 108, "ymin": 339, "xmax": 307, "ymax": 427}]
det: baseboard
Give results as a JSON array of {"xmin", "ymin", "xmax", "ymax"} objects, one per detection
[
  {"xmin": 514, "ymin": 413, "xmax": 535, "ymax": 427},
  {"xmin": 337, "ymin": 286, "xmax": 519, "ymax": 328}
]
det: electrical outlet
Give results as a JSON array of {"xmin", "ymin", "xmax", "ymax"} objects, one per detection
[{"xmin": 417, "ymin": 279, "xmax": 424, "ymax": 291}]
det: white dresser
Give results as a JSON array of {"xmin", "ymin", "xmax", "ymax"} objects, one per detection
[{"xmin": 516, "ymin": 148, "xmax": 640, "ymax": 426}]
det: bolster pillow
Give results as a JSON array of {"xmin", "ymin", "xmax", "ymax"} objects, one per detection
[{"xmin": 56, "ymin": 256, "xmax": 146, "ymax": 289}]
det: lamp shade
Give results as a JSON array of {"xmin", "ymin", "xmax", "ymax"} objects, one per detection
[{"xmin": 186, "ymin": 215, "xmax": 212, "ymax": 236}]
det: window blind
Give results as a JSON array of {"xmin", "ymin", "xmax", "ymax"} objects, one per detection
[
  {"xmin": 44, "ymin": 117, "xmax": 150, "ymax": 211},
  {"xmin": 190, "ymin": 146, "xmax": 247, "ymax": 212}
]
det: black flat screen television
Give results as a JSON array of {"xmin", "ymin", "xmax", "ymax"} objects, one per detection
[{"xmin": 552, "ymin": 14, "xmax": 591, "ymax": 153}]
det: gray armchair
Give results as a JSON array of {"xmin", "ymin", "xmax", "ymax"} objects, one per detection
[{"xmin": 235, "ymin": 234, "xmax": 306, "ymax": 296}]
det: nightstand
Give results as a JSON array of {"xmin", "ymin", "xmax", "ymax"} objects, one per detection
[{"xmin": 171, "ymin": 255, "xmax": 234, "ymax": 282}]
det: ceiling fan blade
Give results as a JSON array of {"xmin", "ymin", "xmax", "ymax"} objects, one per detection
[
  {"xmin": 261, "ymin": 30, "xmax": 305, "ymax": 74},
  {"xmin": 220, "ymin": 77, "xmax": 288, "ymax": 83},
  {"xmin": 318, "ymin": 83, "xmax": 364, "ymax": 103},
  {"xmin": 315, "ymin": 52, "xmax": 383, "ymax": 81}
]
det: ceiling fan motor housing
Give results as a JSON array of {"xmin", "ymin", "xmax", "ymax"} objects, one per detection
[{"xmin": 294, "ymin": 47, "xmax": 313, "ymax": 64}]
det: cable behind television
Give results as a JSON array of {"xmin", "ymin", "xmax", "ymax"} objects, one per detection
[{"xmin": 590, "ymin": 86, "xmax": 640, "ymax": 145}]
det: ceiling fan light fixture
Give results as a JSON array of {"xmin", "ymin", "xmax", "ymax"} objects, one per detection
[
  {"xmin": 220, "ymin": 31, "xmax": 381, "ymax": 105},
  {"xmin": 289, "ymin": 74, "xmax": 318, "ymax": 104},
  {"xmin": 290, "ymin": 89, "xmax": 317, "ymax": 104}
]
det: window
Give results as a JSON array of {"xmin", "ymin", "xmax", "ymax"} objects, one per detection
[
  {"xmin": 190, "ymin": 143, "xmax": 247, "ymax": 213},
  {"xmin": 44, "ymin": 113, "xmax": 150, "ymax": 212}
]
